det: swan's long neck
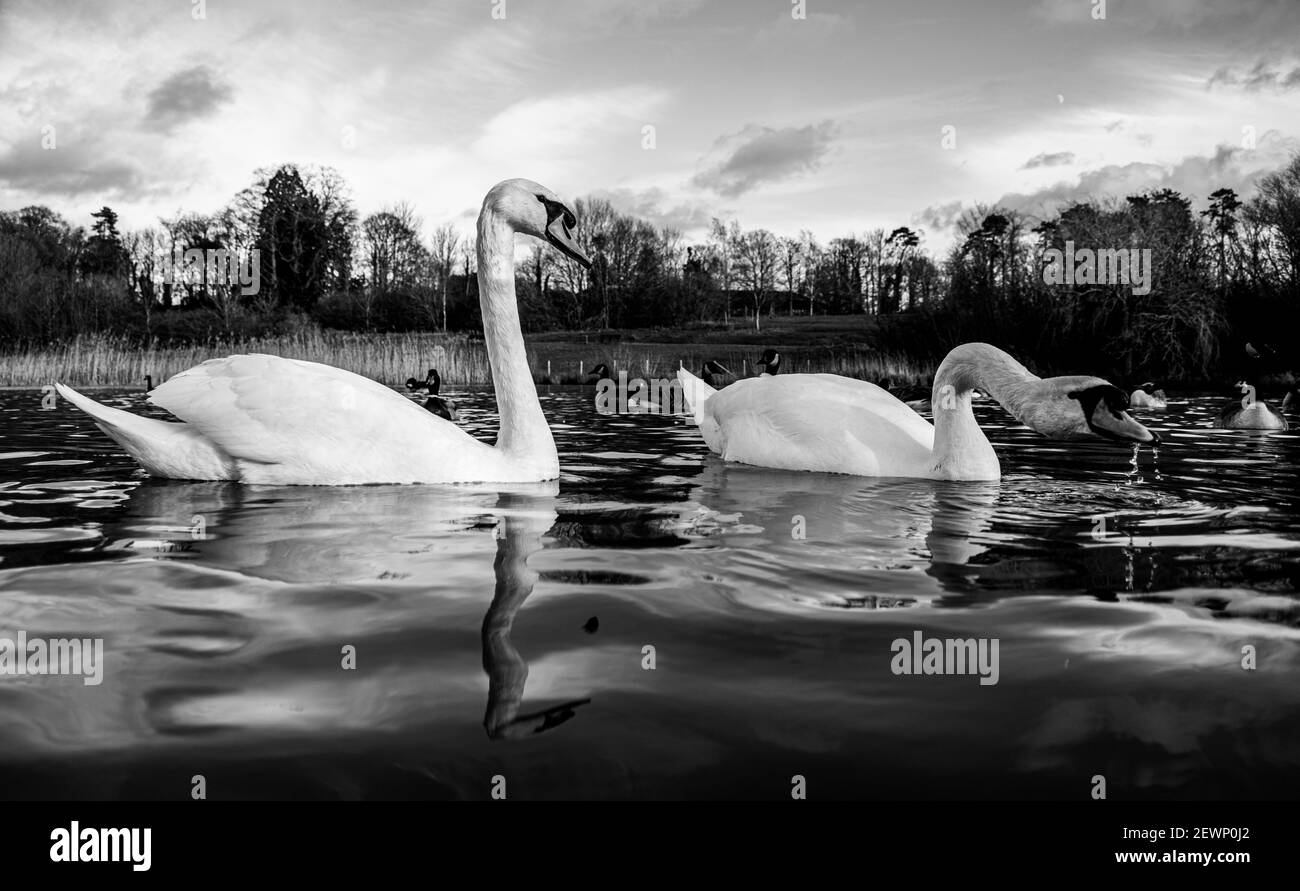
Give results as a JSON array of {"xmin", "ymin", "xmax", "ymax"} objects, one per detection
[
  {"xmin": 948, "ymin": 343, "xmax": 1042, "ymax": 416},
  {"xmin": 930, "ymin": 343, "xmax": 1032, "ymax": 480},
  {"xmin": 477, "ymin": 210, "xmax": 555, "ymax": 463}
]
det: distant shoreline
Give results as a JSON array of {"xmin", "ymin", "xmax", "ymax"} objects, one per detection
[
  {"xmin": 2, "ymin": 316, "xmax": 1293, "ymax": 391},
  {"xmin": 0, "ymin": 318, "xmax": 924, "ymax": 389}
]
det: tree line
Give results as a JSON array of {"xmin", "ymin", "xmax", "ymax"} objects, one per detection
[{"xmin": 1, "ymin": 155, "xmax": 1297, "ymax": 381}]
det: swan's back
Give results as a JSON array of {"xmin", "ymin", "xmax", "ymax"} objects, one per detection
[
  {"xmin": 150, "ymin": 354, "xmax": 498, "ymax": 483},
  {"xmin": 1219, "ymin": 399, "xmax": 1289, "ymax": 430},
  {"xmin": 704, "ymin": 374, "xmax": 937, "ymax": 476},
  {"xmin": 1130, "ymin": 388, "xmax": 1167, "ymax": 409}
]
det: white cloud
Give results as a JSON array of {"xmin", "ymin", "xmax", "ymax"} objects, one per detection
[
  {"xmin": 474, "ymin": 87, "xmax": 668, "ymax": 170},
  {"xmin": 0, "ymin": 0, "xmax": 1296, "ymax": 253}
]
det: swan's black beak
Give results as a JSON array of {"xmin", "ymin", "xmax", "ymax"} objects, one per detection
[{"xmin": 544, "ymin": 205, "xmax": 591, "ymax": 268}]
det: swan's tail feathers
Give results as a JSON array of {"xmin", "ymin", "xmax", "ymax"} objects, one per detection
[
  {"xmin": 676, "ymin": 368, "xmax": 723, "ymax": 454},
  {"xmin": 55, "ymin": 384, "xmax": 234, "ymax": 480},
  {"xmin": 56, "ymin": 384, "xmax": 155, "ymax": 441},
  {"xmin": 677, "ymin": 368, "xmax": 715, "ymax": 427}
]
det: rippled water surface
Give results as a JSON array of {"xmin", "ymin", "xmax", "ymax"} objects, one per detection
[{"xmin": 1, "ymin": 386, "xmax": 1298, "ymax": 799}]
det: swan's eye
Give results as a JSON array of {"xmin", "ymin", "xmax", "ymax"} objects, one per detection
[
  {"xmin": 537, "ymin": 195, "xmax": 578, "ymax": 235},
  {"xmin": 537, "ymin": 195, "xmax": 573, "ymax": 228}
]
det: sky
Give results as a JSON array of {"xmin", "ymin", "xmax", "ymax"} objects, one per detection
[{"xmin": 1, "ymin": 0, "xmax": 1298, "ymax": 254}]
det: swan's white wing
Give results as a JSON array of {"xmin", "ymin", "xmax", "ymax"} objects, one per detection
[
  {"xmin": 150, "ymin": 354, "xmax": 497, "ymax": 484},
  {"xmin": 704, "ymin": 374, "xmax": 937, "ymax": 477}
]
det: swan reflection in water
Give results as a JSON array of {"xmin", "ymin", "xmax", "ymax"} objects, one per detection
[
  {"xmin": 675, "ymin": 459, "xmax": 1004, "ymax": 607},
  {"xmin": 95, "ymin": 465, "xmax": 1016, "ymax": 747},
  {"xmin": 673, "ymin": 456, "xmax": 1203, "ymax": 607},
  {"xmin": 98, "ymin": 479, "xmax": 588, "ymax": 741},
  {"xmin": 481, "ymin": 493, "xmax": 591, "ymax": 739}
]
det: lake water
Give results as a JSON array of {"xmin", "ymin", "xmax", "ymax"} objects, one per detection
[{"xmin": 1, "ymin": 386, "xmax": 1298, "ymax": 800}]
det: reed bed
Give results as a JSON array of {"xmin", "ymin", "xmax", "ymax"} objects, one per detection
[
  {"xmin": 0, "ymin": 332, "xmax": 488, "ymax": 388},
  {"xmin": 0, "ymin": 332, "xmax": 928, "ymax": 389}
]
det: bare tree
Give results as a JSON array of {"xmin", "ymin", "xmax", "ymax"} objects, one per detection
[
  {"xmin": 429, "ymin": 223, "xmax": 461, "ymax": 331},
  {"xmin": 658, "ymin": 227, "xmax": 683, "ymax": 279},
  {"xmin": 861, "ymin": 228, "xmax": 885, "ymax": 313},
  {"xmin": 778, "ymin": 235, "xmax": 803, "ymax": 314},
  {"xmin": 1245, "ymin": 154, "xmax": 1300, "ymax": 289},
  {"xmin": 735, "ymin": 228, "xmax": 779, "ymax": 332},
  {"xmin": 800, "ymin": 230, "xmax": 820, "ymax": 315},
  {"xmin": 123, "ymin": 227, "xmax": 163, "ymax": 332},
  {"xmin": 709, "ymin": 218, "xmax": 741, "ymax": 323},
  {"xmin": 460, "ymin": 235, "xmax": 476, "ymax": 319}
]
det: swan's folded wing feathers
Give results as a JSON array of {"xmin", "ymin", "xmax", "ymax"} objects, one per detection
[
  {"xmin": 709, "ymin": 375, "xmax": 936, "ymax": 477},
  {"xmin": 150, "ymin": 355, "xmax": 483, "ymax": 473}
]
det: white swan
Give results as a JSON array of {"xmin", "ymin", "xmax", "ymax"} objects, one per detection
[
  {"xmin": 56, "ymin": 178, "xmax": 591, "ymax": 485},
  {"xmin": 677, "ymin": 342, "xmax": 1157, "ymax": 481},
  {"xmin": 1129, "ymin": 381, "xmax": 1168, "ymax": 409}
]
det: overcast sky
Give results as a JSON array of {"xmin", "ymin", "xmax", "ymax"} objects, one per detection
[{"xmin": 2, "ymin": 0, "xmax": 1298, "ymax": 252}]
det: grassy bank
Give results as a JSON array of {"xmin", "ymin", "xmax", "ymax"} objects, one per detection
[{"xmin": 0, "ymin": 320, "xmax": 926, "ymax": 389}]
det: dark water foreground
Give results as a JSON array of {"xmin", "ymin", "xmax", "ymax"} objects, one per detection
[{"xmin": 0, "ymin": 386, "xmax": 1297, "ymax": 800}]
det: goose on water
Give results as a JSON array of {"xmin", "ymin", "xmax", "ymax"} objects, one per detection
[
  {"xmin": 878, "ymin": 376, "xmax": 932, "ymax": 410},
  {"xmin": 406, "ymin": 368, "xmax": 438, "ymax": 394},
  {"xmin": 412, "ymin": 367, "xmax": 456, "ymax": 421},
  {"xmin": 1218, "ymin": 381, "xmax": 1288, "ymax": 430},
  {"xmin": 700, "ymin": 359, "xmax": 733, "ymax": 388}
]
